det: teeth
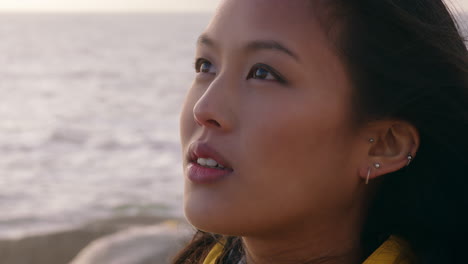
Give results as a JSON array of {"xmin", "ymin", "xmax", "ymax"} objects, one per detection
[
  {"xmin": 196, "ymin": 157, "xmax": 225, "ymax": 169},
  {"xmin": 206, "ymin": 158, "xmax": 217, "ymax": 167},
  {"xmin": 196, "ymin": 158, "xmax": 208, "ymax": 166}
]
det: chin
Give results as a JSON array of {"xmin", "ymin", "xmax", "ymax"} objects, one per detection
[{"xmin": 183, "ymin": 198, "xmax": 249, "ymax": 236}]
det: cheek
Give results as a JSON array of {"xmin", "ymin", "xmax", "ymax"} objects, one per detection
[
  {"xmin": 236, "ymin": 94, "xmax": 355, "ymax": 224},
  {"xmin": 246, "ymin": 90, "xmax": 351, "ymax": 175},
  {"xmin": 245, "ymin": 103, "xmax": 346, "ymax": 189}
]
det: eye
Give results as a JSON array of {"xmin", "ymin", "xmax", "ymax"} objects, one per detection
[
  {"xmin": 252, "ymin": 68, "xmax": 274, "ymax": 80},
  {"xmin": 247, "ymin": 64, "xmax": 286, "ymax": 83},
  {"xmin": 195, "ymin": 58, "xmax": 216, "ymax": 74}
]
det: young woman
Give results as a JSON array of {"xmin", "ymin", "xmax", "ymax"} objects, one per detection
[{"xmin": 177, "ymin": 0, "xmax": 468, "ymax": 263}]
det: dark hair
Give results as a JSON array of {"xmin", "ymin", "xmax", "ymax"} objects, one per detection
[{"xmin": 173, "ymin": 0, "xmax": 468, "ymax": 263}]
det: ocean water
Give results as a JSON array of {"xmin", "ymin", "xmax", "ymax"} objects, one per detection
[{"xmin": 0, "ymin": 13, "xmax": 210, "ymax": 239}]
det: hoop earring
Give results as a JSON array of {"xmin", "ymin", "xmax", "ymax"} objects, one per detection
[{"xmin": 366, "ymin": 167, "xmax": 371, "ymax": 184}]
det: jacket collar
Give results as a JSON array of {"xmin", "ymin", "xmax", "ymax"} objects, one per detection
[{"xmin": 203, "ymin": 235, "xmax": 413, "ymax": 264}]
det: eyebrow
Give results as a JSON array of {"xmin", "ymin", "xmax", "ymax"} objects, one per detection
[{"xmin": 197, "ymin": 34, "xmax": 300, "ymax": 62}]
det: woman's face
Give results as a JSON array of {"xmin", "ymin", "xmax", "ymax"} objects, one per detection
[{"xmin": 180, "ymin": 0, "xmax": 365, "ymax": 236}]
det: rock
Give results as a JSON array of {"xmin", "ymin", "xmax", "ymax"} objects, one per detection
[
  {"xmin": 0, "ymin": 228, "xmax": 113, "ymax": 264},
  {"xmin": 69, "ymin": 220, "xmax": 194, "ymax": 264}
]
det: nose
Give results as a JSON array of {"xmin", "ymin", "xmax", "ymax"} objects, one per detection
[{"xmin": 192, "ymin": 79, "xmax": 234, "ymax": 132}]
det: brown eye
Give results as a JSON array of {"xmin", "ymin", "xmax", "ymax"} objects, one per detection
[
  {"xmin": 195, "ymin": 58, "xmax": 216, "ymax": 74},
  {"xmin": 200, "ymin": 62, "xmax": 212, "ymax": 73},
  {"xmin": 247, "ymin": 64, "xmax": 286, "ymax": 84},
  {"xmin": 253, "ymin": 67, "xmax": 271, "ymax": 80}
]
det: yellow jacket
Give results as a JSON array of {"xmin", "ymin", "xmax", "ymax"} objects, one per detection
[{"xmin": 203, "ymin": 235, "xmax": 414, "ymax": 264}]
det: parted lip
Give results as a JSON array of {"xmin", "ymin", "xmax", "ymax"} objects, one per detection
[{"xmin": 187, "ymin": 141, "xmax": 233, "ymax": 170}]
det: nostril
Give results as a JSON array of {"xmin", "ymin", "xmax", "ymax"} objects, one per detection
[{"xmin": 207, "ymin": 119, "xmax": 221, "ymax": 127}]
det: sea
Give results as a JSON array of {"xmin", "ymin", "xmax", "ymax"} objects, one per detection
[
  {"xmin": 0, "ymin": 12, "xmax": 466, "ymax": 240},
  {"xmin": 0, "ymin": 13, "xmax": 211, "ymax": 239}
]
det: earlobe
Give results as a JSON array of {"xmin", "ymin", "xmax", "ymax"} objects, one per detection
[{"xmin": 361, "ymin": 162, "xmax": 383, "ymax": 184}]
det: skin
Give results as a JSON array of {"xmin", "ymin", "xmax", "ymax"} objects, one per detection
[{"xmin": 179, "ymin": 0, "xmax": 420, "ymax": 263}]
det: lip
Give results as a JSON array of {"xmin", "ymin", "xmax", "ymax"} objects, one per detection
[
  {"xmin": 187, "ymin": 141, "xmax": 233, "ymax": 170},
  {"xmin": 185, "ymin": 141, "xmax": 234, "ymax": 184},
  {"xmin": 187, "ymin": 162, "xmax": 234, "ymax": 184}
]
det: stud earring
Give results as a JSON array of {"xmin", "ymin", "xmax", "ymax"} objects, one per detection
[
  {"xmin": 369, "ymin": 138, "xmax": 375, "ymax": 143},
  {"xmin": 406, "ymin": 153, "xmax": 413, "ymax": 166},
  {"xmin": 374, "ymin": 163, "xmax": 381, "ymax": 168}
]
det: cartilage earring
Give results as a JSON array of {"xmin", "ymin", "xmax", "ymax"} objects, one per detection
[
  {"xmin": 366, "ymin": 167, "xmax": 371, "ymax": 184},
  {"xmin": 374, "ymin": 163, "xmax": 381, "ymax": 168},
  {"xmin": 406, "ymin": 153, "xmax": 413, "ymax": 166}
]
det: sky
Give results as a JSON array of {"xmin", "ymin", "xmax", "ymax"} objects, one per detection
[{"xmin": 0, "ymin": 0, "xmax": 466, "ymax": 13}]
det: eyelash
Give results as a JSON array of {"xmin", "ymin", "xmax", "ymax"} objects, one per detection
[{"xmin": 194, "ymin": 58, "xmax": 287, "ymax": 84}]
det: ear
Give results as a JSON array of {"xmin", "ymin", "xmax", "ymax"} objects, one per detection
[{"xmin": 358, "ymin": 120, "xmax": 420, "ymax": 183}]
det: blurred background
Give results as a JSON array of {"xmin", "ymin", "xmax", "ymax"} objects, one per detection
[
  {"xmin": 0, "ymin": 1, "xmax": 217, "ymax": 263},
  {"xmin": 0, "ymin": 0, "xmax": 466, "ymax": 263}
]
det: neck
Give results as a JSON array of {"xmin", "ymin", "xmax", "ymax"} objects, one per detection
[{"xmin": 240, "ymin": 209, "xmax": 366, "ymax": 264}]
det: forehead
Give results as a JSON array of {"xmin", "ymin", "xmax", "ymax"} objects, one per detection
[
  {"xmin": 211, "ymin": 0, "xmax": 315, "ymax": 32},
  {"xmin": 202, "ymin": 0, "xmax": 335, "ymax": 65},
  {"xmin": 204, "ymin": 0, "xmax": 332, "ymax": 47},
  {"xmin": 230, "ymin": 0, "xmax": 313, "ymax": 16}
]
